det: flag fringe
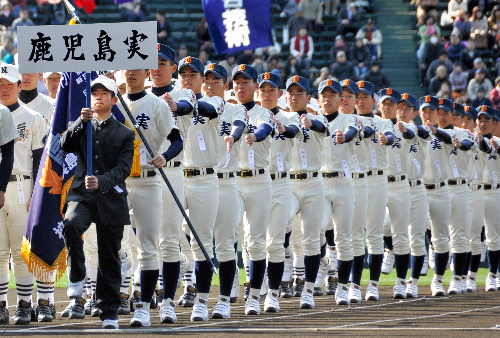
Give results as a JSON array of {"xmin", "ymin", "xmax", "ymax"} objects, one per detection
[{"xmin": 21, "ymin": 237, "xmax": 68, "ymax": 283}]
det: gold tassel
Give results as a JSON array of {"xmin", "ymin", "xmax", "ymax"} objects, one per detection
[
  {"xmin": 130, "ymin": 139, "xmax": 141, "ymax": 177},
  {"xmin": 69, "ymin": 18, "xmax": 77, "ymax": 25},
  {"xmin": 21, "ymin": 237, "xmax": 68, "ymax": 283},
  {"xmin": 60, "ymin": 176, "xmax": 74, "ymax": 217}
]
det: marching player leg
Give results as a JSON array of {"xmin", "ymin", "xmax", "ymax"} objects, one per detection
[
  {"xmin": 291, "ymin": 212, "xmax": 305, "ymax": 297},
  {"xmin": 350, "ymin": 177, "xmax": 368, "ymax": 303},
  {"xmin": 118, "ymin": 224, "xmax": 133, "ymax": 315},
  {"xmin": 324, "ymin": 219, "xmax": 338, "ymax": 296},
  {"xmin": 381, "ymin": 210, "xmax": 395, "ymax": 275},
  {"xmin": 178, "ymin": 220, "xmax": 196, "ymax": 307},
  {"xmin": 83, "ymin": 223, "xmax": 99, "ymax": 317},
  {"xmin": 468, "ymin": 188, "xmax": 484, "ymax": 292},
  {"xmin": 483, "ymin": 189, "xmax": 500, "ymax": 292},
  {"xmin": 281, "ymin": 194, "xmax": 300, "ymax": 299},
  {"xmin": 0, "ymin": 197, "xmax": 10, "ymax": 324}
]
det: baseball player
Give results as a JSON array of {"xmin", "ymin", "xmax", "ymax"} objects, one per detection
[
  {"xmin": 232, "ymin": 64, "xmax": 277, "ymax": 315},
  {"xmin": 462, "ymin": 106, "xmax": 484, "ymax": 292},
  {"xmin": 257, "ymin": 72, "xmax": 301, "ymax": 312},
  {"xmin": 203, "ymin": 64, "xmax": 246, "ymax": 319},
  {"xmin": 397, "ymin": 94, "xmax": 428, "ymax": 298},
  {"xmin": 417, "ymin": 96, "xmax": 453, "ymax": 297},
  {"xmin": 0, "ymin": 91, "xmax": 17, "ymax": 325},
  {"xmin": 119, "ymin": 68, "xmax": 182, "ymax": 327},
  {"xmin": 475, "ymin": 106, "xmax": 500, "ymax": 291},
  {"xmin": 43, "ymin": 72, "xmax": 62, "ymax": 100},
  {"xmin": 318, "ymin": 79, "xmax": 360, "ymax": 305},
  {"xmin": 0, "ymin": 64, "xmax": 47, "ymax": 324},
  {"xmin": 19, "ymin": 72, "xmax": 55, "ymax": 125},
  {"xmin": 378, "ymin": 88, "xmax": 415, "ymax": 299},
  {"xmin": 355, "ymin": 81, "xmax": 395, "ymax": 301}
]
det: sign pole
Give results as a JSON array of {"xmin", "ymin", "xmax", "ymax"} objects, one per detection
[{"xmin": 86, "ymin": 72, "xmax": 92, "ymax": 177}]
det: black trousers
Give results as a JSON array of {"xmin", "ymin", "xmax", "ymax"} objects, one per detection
[{"xmin": 63, "ymin": 199, "xmax": 124, "ymax": 320}]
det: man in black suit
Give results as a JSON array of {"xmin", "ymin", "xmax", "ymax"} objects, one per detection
[{"xmin": 60, "ymin": 76, "xmax": 135, "ymax": 329}]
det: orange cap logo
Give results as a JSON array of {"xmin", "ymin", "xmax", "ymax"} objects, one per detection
[
  {"xmin": 157, "ymin": 44, "xmax": 160, "ymax": 51},
  {"xmin": 292, "ymin": 75, "xmax": 300, "ymax": 83},
  {"xmin": 425, "ymin": 96, "xmax": 431, "ymax": 103},
  {"xmin": 208, "ymin": 64, "xmax": 215, "ymax": 70},
  {"xmin": 238, "ymin": 64, "xmax": 246, "ymax": 71},
  {"xmin": 481, "ymin": 105, "xmax": 487, "ymax": 112},
  {"xmin": 343, "ymin": 79, "xmax": 350, "ymax": 86},
  {"xmin": 326, "ymin": 79, "xmax": 333, "ymax": 86},
  {"xmin": 386, "ymin": 88, "xmax": 392, "ymax": 95},
  {"xmin": 185, "ymin": 56, "xmax": 192, "ymax": 64},
  {"xmin": 358, "ymin": 81, "xmax": 365, "ymax": 88},
  {"xmin": 402, "ymin": 93, "xmax": 409, "ymax": 100},
  {"xmin": 439, "ymin": 98, "xmax": 444, "ymax": 105},
  {"xmin": 263, "ymin": 72, "xmax": 271, "ymax": 80},
  {"xmin": 464, "ymin": 106, "xmax": 470, "ymax": 112}
]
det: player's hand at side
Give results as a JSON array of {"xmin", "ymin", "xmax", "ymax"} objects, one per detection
[
  {"xmin": 81, "ymin": 108, "xmax": 94, "ymax": 122},
  {"xmin": 225, "ymin": 135, "xmax": 234, "ymax": 152},
  {"xmin": 454, "ymin": 136, "xmax": 462, "ymax": 149},
  {"xmin": 245, "ymin": 133, "xmax": 257, "ymax": 146},
  {"xmin": 379, "ymin": 131, "xmax": 388, "ymax": 145},
  {"xmin": 425, "ymin": 120, "xmax": 437, "ymax": 134},
  {"xmin": 491, "ymin": 138, "xmax": 499, "ymax": 151},
  {"xmin": 397, "ymin": 121, "xmax": 407, "ymax": 133},
  {"xmin": 149, "ymin": 155, "xmax": 166, "ymax": 168},
  {"xmin": 335, "ymin": 130, "xmax": 345, "ymax": 144},
  {"xmin": 162, "ymin": 92, "xmax": 177, "ymax": 112},
  {"xmin": 85, "ymin": 175, "xmax": 99, "ymax": 190},
  {"xmin": 300, "ymin": 114, "xmax": 312, "ymax": 129}
]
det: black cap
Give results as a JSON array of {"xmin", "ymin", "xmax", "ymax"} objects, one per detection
[
  {"xmin": 476, "ymin": 105, "xmax": 495, "ymax": 119},
  {"xmin": 357, "ymin": 80, "xmax": 375, "ymax": 95},
  {"xmin": 158, "ymin": 43, "xmax": 176, "ymax": 63},
  {"xmin": 378, "ymin": 88, "xmax": 401, "ymax": 103},
  {"xmin": 318, "ymin": 79, "xmax": 342, "ymax": 94},
  {"xmin": 438, "ymin": 98, "xmax": 453, "ymax": 112},
  {"xmin": 232, "ymin": 64, "xmax": 258, "ymax": 81},
  {"xmin": 204, "ymin": 63, "xmax": 227, "ymax": 79},
  {"xmin": 286, "ymin": 75, "xmax": 311, "ymax": 91},
  {"xmin": 178, "ymin": 56, "xmax": 204, "ymax": 73},
  {"xmin": 257, "ymin": 72, "xmax": 281, "ymax": 88},
  {"xmin": 418, "ymin": 95, "xmax": 439, "ymax": 110},
  {"xmin": 340, "ymin": 79, "xmax": 359, "ymax": 94}
]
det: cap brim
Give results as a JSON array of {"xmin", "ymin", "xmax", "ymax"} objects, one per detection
[
  {"xmin": 179, "ymin": 64, "xmax": 202, "ymax": 73},
  {"xmin": 399, "ymin": 99, "xmax": 417, "ymax": 108},
  {"xmin": 0, "ymin": 74, "xmax": 19, "ymax": 83},
  {"xmin": 463, "ymin": 112, "xmax": 476, "ymax": 120},
  {"xmin": 158, "ymin": 52, "xmax": 175, "ymax": 63},
  {"xmin": 379, "ymin": 95, "xmax": 398, "ymax": 103},
  {"xmin": 287, "ymin": 82, "xmax": 308, "ymax": 91},
  {"xmin": 477, "ymin": 111, "xmax": 493, "ymax": 119},
  {"xmin": 359, "ymin": 88, "xmax": 374, "ymax": 95},
  {"xmin": 438, "ymin": 105, "xmax": 452, "ymax": 112},
  {"xmin": 205, "ymin": 69, "xmax": 226, "ymax": 79},
  {"xmin": 233, "ymin": 70, "xmax": 255, "ymax": 80},
  {"xmin": 420, "ymin": 102, "xmax": 437, "ymax": 110},
  {"xmin": 259, "ymin": 79, "xmax": 279, "ymax": 88},
  {"xmin": 91, "ymin": 82, "xmax": 117, "ymax": 95},
  {"xmin": 319, "ymin": 85, "xmax": 340, "ymax": 94}
]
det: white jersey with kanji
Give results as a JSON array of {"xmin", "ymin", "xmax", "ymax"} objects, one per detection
[
  {"xmin": 481, "ymin": 136, "xmax": 500, "ymax": 186},
  {"xmin": 122, "ymin": 93, "xmax": 178, "ymax": 170},
  {"xmin": 421, "ymin": 127, "xmax": 455, "ymax": 184},
  {"xmin": 386, "ymin": 121, "xmax": 416, "ymax": 176},
  {"xmin": 238, "ymin": 104, "xmax": 277, "ymax": 170},
  {"xmin": 11, "ymin": 105, "xmax": 47, "ymax": 175},
  {"xmin": 166, "ymin": 87, "xmax": 197, "ymax": 138},
  {"xmin": 407, "ymin": 126, "xmax": 427, "ymax": 180},
  {"xmin": 366, "ymin": 114, "xmax": 393, "ymax": 171},
  {"xmin": 467, "ymin": 134, "xmax": 483, "ymax": 184},
  {"xmin": 217, "ymin": 102, "xmax": 247, "ymax": 173},
  {"xmin": 351, "ymin": 114, "xmax": 376, "ymax": 173},
  {"xmin": 270, "ymin": 110, "xmax": 302, "ymax": 172},
  {"xmin": 447, "ymin": 127, "xmax": 474, "ymax": 180},
  {"xmin": 290, "ymin": 113, "xmax": 328, "ymax": 172},
  {"xmin": 322, "ymin": 113, "xmax": 361, "ymax": 173},
  {"xmin": 182, "ymin": 96, "xmax": 224, "ymax": 169},
  {"xmin": 0, "ymin": 105, "xmax": 17, "ymax": 146},
  {"xmin": 20, "ymin": 93, "xmax": 55, "ymax": 125}
]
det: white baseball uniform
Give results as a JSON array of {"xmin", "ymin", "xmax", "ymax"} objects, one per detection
[
  {"xmin": 467, "ymin": 135, "xmax": 484, "ymax": 256},
  {"xmin": 20, "ymin": 93, "xmax": 55, "ymax": 125}
]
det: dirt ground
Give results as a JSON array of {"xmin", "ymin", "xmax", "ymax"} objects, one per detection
[{"xmin": 2, "ymin": 285, "xmax": 500, "ymax": 336}]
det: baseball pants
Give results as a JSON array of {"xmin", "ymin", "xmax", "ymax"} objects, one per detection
[
  {"xmin": 469, "ymin": 187, "xmax": 484, "ymax": 255},
  {"xmin": 267, "ymin": 176, "xmax": 292, "ymax": 263},
  {"xmin": 387, "ymin": 180, "xmax": 411, "ymax": 256},
  {"xmin": 214, "ymin": 177, "xmax": 240, "ymax": 262},
  {"xmin": 366, "ymin": 175, "xmax": 388, "ymax": 255},
  {"xmin": 427, "ymin": 186, "xmax": 451, "ymax": 254},
  {"xmin": 352, "ymin": 176, "xmax": 368, "ymax": 257},
  {"xmin": 408, "ymin": 184, "xmax": 428, "ymax": 256},
  {"xmin": 449, "ymin": 184, "xmax": 470, "ymax": 254},
  {"xmin": 483, "ymin": 189, "xmax": 500, "ymax": 252}
]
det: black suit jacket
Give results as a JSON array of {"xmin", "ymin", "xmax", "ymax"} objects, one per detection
[{"xmin": 60, "ymin": 116, "xmax": 135, "ymax": 226}]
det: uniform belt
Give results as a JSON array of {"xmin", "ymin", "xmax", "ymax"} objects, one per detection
[
  {"xmin": 184, "ymin": 167, "xmax": 215, "ymax": 177},
  {"xmin": 409, "ymin": 179, "xmax": 422, "ymax": 187},
  {"xmin": 367, "ymin": 170, "xmax": 385, "ymax": 176},
  {"xmin": 290, "ymin": 172, "xmax": 319, "ymax": 180},
  {"xmin": 270, "ymin": 172, "xmax": 288, "ymax": 180},
  {"xmin": 217, "ymin": 172, "xmax": 235, "ymax": 179},
  {"xmin": 130, "ymin": 170, "xmax": 156, "ymax": 178},
  {"xmin": 448, "ymin": 179, "xmax": 467, "ymax": 186},
  {"xmin": 470, "ymin": 184, "xmax": 482, "ymax": 191},
  {"xmin": 387, "ymin": 175, "xmax": 406, "ymax": 182},
  {"xmin": 322, "ymin": 172, "xmax": 348, "ymax": 178},
  {"xmin": 237, "ymin": 169, "xmax": 265, "ymax": 178},
  {"xmin": 425, "ymin": 181, "xmax": 446, "ymax": 190},
  {"xmin": 352, "ymin": 173, "xmax": 365, "ymax": 179},
  {"xmin": 165, "ymin": 161, "xmax": 182, "ymax": 168},
  {"xmin": 9, "ymin": 175, "xmax": 31, "ymax": 181},
  {"xmin": 483, "ymin": 184, "xmax": 500, "ymax": 190}
]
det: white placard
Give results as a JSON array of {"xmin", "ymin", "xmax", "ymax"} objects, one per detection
[{"xmin": 17, "ymin": 22, "xmax": 158, "ymax": 73}]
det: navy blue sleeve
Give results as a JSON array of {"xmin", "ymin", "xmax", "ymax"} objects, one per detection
[
  {"xmin": 283, "ymin": 125, "xmax": 300, "ymax": 138},
  {"xmin": 402, "ymin": 128, "xmax": 415, "ymax": 140},
  {"xmin": 32, "ymin": 147, "xmax": 43, "ymax": 185},
  {"xmin": 434, "ymin": 128, "xmax": 453, "ymax": 144},
  {"xmin": 343, "ymin": 126, "xmax": 358, "ymax": 143},
  {"xmin": 309, "ymin": 118, "xmax": 326, "ymax": 133},
  {"xmin": 384, "ymin": 131, "xmax": 395, "ymax": 145},
  {"xmin": 162, "ymin": 129, "xmax": 183, "ymax": 162},
  {"xmin": 479, "ymin": 138, "xmax": 492, "ymax": 153},
  {"xmin": 459, "ymin": 139, "xmax": 473, "ymax": 151},
  {"xmin": 254, "ymin": 123, "xmax": 272, "ymax": 142},
  {"xmin": 0, "ymin": 139, "xmax": 14, "ymax": 192},
  {"xmin": 172, "ymin": 100, "xmax": 194, "ymax": 116},
  {"xmin": 363, "ymin": 126, "xmax": 374, "ymax": 138},
  {"xmin": 230, "ymin": 120, "xmax": 245, "ymax": 143},
  {"xmin": 198, "ymin": 101, "xmax": 218, "ymax": 120},
  {"xmin": 416, "ymin": 125, "xmax": 430, "ymax": 139}
]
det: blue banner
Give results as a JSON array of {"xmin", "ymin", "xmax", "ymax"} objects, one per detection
[
  {"xmin": 22, "ymin": 71, "xmax": 97, "ymax": 282},
  {"xmin": 202, "ymin": 0, "xmax": 273, "ymax": 55}
]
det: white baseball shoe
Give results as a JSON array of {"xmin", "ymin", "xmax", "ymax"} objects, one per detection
[
  {"xmin": 405, "ymin": 280, "xmax": 418, "ymax": 298},
  {"xmin": 485, "ymin": 272, "xmax": 498, "ymax": 292},
  {"xmin": 365, "ymin": 280, "xmax": 380, "ymax": 301},
  {"xmin": 191, "ymin": 297, "xmax": 209, "ymax": 321},
  {"xmin": 348, "ymin": 283, "xmax": 362, "ymax": 303},
  {"xmin": 466, "ymin": 275, "xmax": 477, "ymax": 293},
  {"xmin": 431, "ymin": 275, "xmax": 446, "ymax": 297},
  {"xmin": 245, "ymin": 293, "xmax": 261, "ymax": 315},
  {"xmin": 300, "ymin": 288, "xmax": 315, "ymax": 309},
  {"xmin": 130, "ymin": 302, "xmax": 151, "ymax": 327},
  {"xmin": 393, "ymin": 278, "xmax": 407, "ymax": 299},
  {"xmin": 264, "ymin": 291, "xmax": 280, "ymax": 313},
  {"xmin": 212, "ymin": 295, "xmax": 230, "ymax": 319},
  {"xmin": 159, "ymin": 298, "xmax": 177, "ymax": 324},
  {"xmin": 335, "ymin": 283, "xmax": 350, "ymax": 305},
  {"xmin": 381, "ymin": 249, "xmax": 395, "ymax": 275},
  {"xmin": 448, "ymin": 275, "xmax": 462, "ymax": 295}
]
